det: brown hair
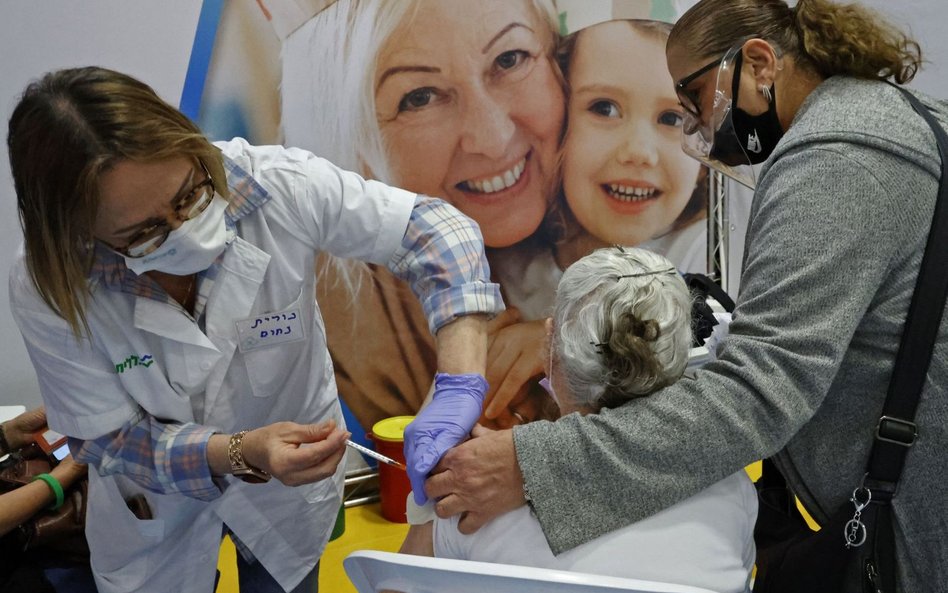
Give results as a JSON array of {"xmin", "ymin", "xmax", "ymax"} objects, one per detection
[
  {"xmin": 7, "ymin": 66, "xmax": 228, "ymax": 337},
  {"xmin": 669, "ymin": 0, "xmax": 922, "ymax": 84}
]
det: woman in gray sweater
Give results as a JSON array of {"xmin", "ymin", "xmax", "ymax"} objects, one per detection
[{"xmin": 425, "ymin": 1, "xmax": 947, "ymax": 591}]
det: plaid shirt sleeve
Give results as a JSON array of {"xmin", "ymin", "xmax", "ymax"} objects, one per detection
[
  {"xmin": 69, "ymin": 412, "xmax": 221, "ymax": 501},
  {"xmin": 387, "ymin": 195, "xmax": 504, "ymax": 334}
]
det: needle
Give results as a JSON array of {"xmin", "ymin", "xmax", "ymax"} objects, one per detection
[{"xmin": 346, "ymin": 439, "xmax": 406, "ymax": 470}]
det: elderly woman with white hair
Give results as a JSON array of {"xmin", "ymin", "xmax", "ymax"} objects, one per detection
[
  {"xmin": 278, "ymin": 0, "xmax": 568, "ymax": 477},
  {"xmin": 400, "ymin": 247, "xmax": 758, "ymax": 593}
]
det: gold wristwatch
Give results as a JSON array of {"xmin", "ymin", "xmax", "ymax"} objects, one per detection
[{"xmin": 228, "ymin": 430, "xmax": 271, "ymax": 484}]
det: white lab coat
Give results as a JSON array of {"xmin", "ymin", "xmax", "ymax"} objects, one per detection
[{"xmin": 9, "ymin": 139, "xmax": 417, "ymax": 593}]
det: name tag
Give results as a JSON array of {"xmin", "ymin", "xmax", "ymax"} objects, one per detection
[{"xmin": 236, "ymin": 307, "xmax": 306, "ymax": 352}]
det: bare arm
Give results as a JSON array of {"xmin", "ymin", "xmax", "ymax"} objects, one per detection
[
  {"xmin": 0, "ymin": 456, "xmax": 86, "ymax": 536},
  {"xmin": 399, "ymin": 522, "xmax": 435, "ymax": 557},
  {"xmin": 0, "ymin": 409, "xmax": 87, "ymax": 537},
  {"xmin": 434, "ymin": 314, "xmax": 488, "ymax": 375}
]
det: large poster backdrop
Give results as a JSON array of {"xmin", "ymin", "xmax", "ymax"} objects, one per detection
[
  {"xmin": 0, "ymin": 0, "xmax": 945, "ymax": 415},
  {"xmin": 254, "ymin": 0, "xmax": 721, "ymax": 431},
  {"xmin": 194, "ymin": 0, "xmax": 948, "ymax": 433}
]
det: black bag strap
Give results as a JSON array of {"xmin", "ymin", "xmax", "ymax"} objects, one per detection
[
  {"xmin": 753, "ymin": 86, "xmax": 947, "ymax": 593},
  {"xmin": 682, "ymin": 273, "xmax": 737, "ymax": 312},
  {"xmin": 866, "ymin": 87, "xmax": 948, "ymax": 489}
]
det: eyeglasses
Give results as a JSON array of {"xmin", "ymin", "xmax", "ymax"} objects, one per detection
[
  {"xmin": 674, "ymin": 58, "xmax": 720, "ymax": 118},
  {"xmin": 116, "ymin": 161, "xmax": 216, "ymax": 258}
]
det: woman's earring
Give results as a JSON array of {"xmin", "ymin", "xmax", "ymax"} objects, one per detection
[{"xmin": 760, "ymin": 84, "xmax": 773, "ymax": 103}]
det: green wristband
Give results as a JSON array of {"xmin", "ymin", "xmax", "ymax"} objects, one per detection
[{"xmin": 32, "ymin": 473, "xmax": 65, "ymax": 510}]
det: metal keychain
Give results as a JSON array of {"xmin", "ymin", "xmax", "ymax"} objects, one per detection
[{"xmin": 844, "ymin": 486, "xmax": 871, "ymax": 548}]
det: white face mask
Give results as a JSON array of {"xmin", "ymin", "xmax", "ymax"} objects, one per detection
[
  {"xmin": 124, "ymin": 194, "xmax": 229, "ymax": 276},
  {"xmin": 539, "ymin": 340, "xmax": 561, "ymax": 408}
]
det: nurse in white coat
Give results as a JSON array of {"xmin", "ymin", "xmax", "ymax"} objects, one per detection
[{"xmin": 6, "ymin": 66, "xmax": 502, "ymax": 593}]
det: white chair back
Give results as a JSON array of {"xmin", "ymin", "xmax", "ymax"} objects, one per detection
[{"xmin": 344, "ymin": 550, "xmax": 720, "ymax": 593}]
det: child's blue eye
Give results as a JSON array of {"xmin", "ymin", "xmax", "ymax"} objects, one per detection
[
  {"xmin": 658, "ymin": 110, "xmax": 684, "ymax": 127},
  {"xmin": 589, "ymin": 100, "xmax": 620, "ymax": 118}
]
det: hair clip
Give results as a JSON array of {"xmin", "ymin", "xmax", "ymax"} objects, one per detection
[
  {"xmin": 615, "ymin": 267, "xmax": 677, "ymax": 281},
  {"xmin": 590, "ymin": 341, "xmax": 608, "ymax": 355}
]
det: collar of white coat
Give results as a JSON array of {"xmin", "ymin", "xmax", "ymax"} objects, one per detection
[{"xmin": 133, "ymin": 236, "xmax": 270, "ymax": 347}]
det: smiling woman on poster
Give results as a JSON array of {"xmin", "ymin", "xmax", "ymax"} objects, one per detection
[
  {"xmin": 282, "ymin": 0, "xmax": 563, "ymax": 249},
  {"xmin": 278, "ymin": 0, "xmax": 565, "ymax": 431},
  {"xmin": 274, "ymin": 0, "xmax": 721, "ymax": 439}
]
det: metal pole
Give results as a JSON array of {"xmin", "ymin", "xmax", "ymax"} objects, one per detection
[{"xmin": 707, "ymin": 170, "xmax": 731, "ymax": 294}]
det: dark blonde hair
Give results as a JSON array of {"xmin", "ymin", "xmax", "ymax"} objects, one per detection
[
  {"xmin": 669, "ymin": 0, "xmax": 922, "ymax": 84},
  {"xmin": 7, "ymin": 66, "xmax": 228, "ymax": 337}
]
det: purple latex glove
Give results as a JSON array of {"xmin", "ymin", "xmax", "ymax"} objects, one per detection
[{"xmin": 404, "ymin": 373, "xmax": 487, "ymax": 505}]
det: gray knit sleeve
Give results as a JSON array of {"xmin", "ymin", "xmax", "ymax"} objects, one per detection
[{"xmin": 514, "ymin": 141, "xmax": 919, "ymax": 554}]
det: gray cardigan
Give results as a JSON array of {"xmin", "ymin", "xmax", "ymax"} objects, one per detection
[{"xmin": 515, "ymin": 76, "xmax": 948, "ymax": 592}]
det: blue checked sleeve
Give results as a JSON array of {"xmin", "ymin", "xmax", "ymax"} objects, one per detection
[
  {"xmin": 70, "ymin": 413, "xmax": 220, "ymax": 501},
  {"xmin": 387, "ymin": 195, "xmax": 504, "ymax": 334}
]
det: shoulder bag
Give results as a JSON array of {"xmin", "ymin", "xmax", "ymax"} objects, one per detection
[{"xmin": 752, "ymin": 87, "xmax": 948, "ymax": 593}]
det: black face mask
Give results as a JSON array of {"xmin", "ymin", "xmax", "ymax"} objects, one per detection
[
  {"xmin": 715, "ymin": 53, "xmax": 783, "ymax": 165},
  {"xmin": 709, "ymin": 109, "xmax": 754, "ymax": 167}
]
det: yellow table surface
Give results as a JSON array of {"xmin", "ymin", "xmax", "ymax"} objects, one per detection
[{"xmin": 216, "ymin": 502, "xmax": 409, "ymax": 593}]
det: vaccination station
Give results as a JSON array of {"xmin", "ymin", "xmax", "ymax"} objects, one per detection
[{"xmin": 1, "ymin": 0, "xmax": 946, "ymax": 592}]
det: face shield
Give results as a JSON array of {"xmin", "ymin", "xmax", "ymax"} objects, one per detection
[{"xmin": 678, "ymin": 44, "xmax": 757, "ymax": 189}]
